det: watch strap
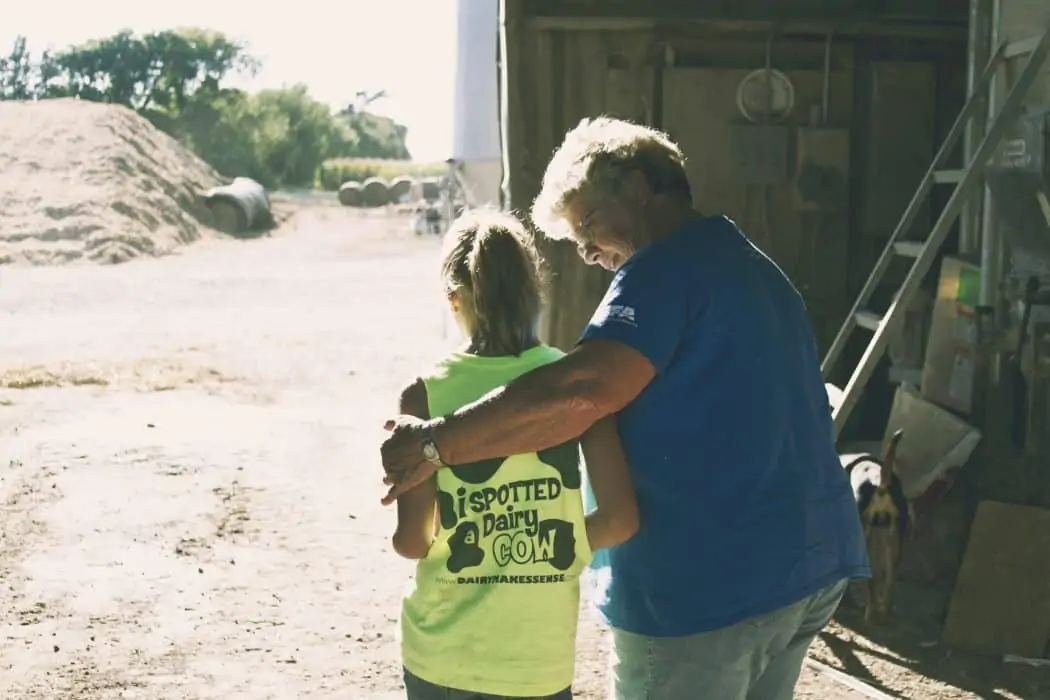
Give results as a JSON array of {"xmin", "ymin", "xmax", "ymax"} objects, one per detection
[{"xmin": 421, "ymin": 422, "xmax": 447, "ymax": 467}]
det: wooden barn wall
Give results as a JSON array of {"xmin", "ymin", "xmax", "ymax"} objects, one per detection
[
  {"xmin": 503, "ymin": 17, "xmax": 650, "ymax": 350},
  {"xmin": 659, "ymin": 37, "xmax": 854, "ymax": 353},
  {"xmin": 503, "ymin": 7, "xmax": 961, "ymax": 356},
  {"xmin": 517, "ymin": 0, "xmax": 969, "ymax": 23}
]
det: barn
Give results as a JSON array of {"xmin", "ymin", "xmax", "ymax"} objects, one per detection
[{"xmin": 494, "ymin": 0, "xmax": 1050, "ymax": 677}]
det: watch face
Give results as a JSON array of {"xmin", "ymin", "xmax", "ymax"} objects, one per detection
[{"xmin": 422, "ymin": 442, "xmax": 438, "ymax": 462}]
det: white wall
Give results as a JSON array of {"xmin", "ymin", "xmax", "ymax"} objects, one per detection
[
  {"xmin": 453, "ymin": 0, "xmax": 502, "ymax": 162},
  {"xmin": 452, "ymin": 0, "xmax": 502, "ymax": 206}
]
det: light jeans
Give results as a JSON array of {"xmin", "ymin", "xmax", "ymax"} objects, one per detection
[{"xmin": 610, "ymin": 578, "xmax": 848, "ymax": 700}]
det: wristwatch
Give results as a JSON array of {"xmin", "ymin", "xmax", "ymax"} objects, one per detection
[{"xmin": 420, "ymin": 422, "xmax": 447, "ymax": 468}]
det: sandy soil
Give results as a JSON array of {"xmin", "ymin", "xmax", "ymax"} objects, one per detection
[{"xmin": 1, "ymin": 206, "xmax": 1046, "ymax": 699}]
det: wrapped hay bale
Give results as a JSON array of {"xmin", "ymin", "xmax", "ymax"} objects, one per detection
[
  {"xmin": 203, "ymin": 177, "xmax": 271, "ymax": 235},
  {"xmin": 421, "ymin": 177, "xmax": 441, "ymax": 202},
  {"xmin": 361, "ymin": 177, "xmax": 391, "ymax": 207},
  {"xmin": 389, "ymin": 176, "xmax": 414, "ymax": 203},
  {"xmin": 338, "ymin": 180, "xmax": 364, "ymax": 207}
]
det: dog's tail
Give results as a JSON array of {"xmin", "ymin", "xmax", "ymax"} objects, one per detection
[{"xmin": 881, "ymin": 429, "xmax": 904, "ymax": 485}]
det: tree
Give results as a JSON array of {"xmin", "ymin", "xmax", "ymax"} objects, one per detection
[
  {"xmin": 0, "ymin": 36, "xmax": 33, "ymax": 100},
  {"xmin": 333, "ymin": 107, "xmax": 411, "ymax": 160},
  {"xmin": 36, "ymin": 28, "xmax": 258, "ymax": 111},
  {"xmin": 0, "ymin": 31, "xmax": 414, "ymax": 188}
]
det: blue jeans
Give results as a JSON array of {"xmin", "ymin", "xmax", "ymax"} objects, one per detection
[
  {"xmin": 610, "ymin": 578, "xmax": 848, "ymax": 700},
  {"xmin": 403, "ymin": 668, "xmax": 572, "ymax": 700}
]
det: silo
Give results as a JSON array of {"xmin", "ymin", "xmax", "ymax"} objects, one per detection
[{"xmin": 452, "ymin": 0, "xmax": 502, "ymax": 208}]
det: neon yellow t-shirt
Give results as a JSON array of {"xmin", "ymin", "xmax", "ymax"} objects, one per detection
[{"xmin": 401, "ymin": 345, "xmax": 592, "ymax": 696}]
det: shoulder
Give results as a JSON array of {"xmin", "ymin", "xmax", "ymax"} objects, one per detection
[
  {"xmin": 617, "ymin": 216, "xmax": 732, "ymax": 283},
  {"xmin": 398, "ymin": 378, "xmax": 430, "ymax": 420},
  {"xmin": 533, "ymin": 343, "xmax": 567, "ymax": 364}
]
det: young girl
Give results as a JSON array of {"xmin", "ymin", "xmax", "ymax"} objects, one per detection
[{"xmin": 390, "ymin": 209, "xmax": 639, "ymax": 699}]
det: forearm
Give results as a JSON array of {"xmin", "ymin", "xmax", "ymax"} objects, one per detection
[
  {"xmin": 432, "ymin": 361, "xmax": 604, "ymax": 465},
  {"xmin": 585, "ymin": 509, "xmax": 638, "ymax": 551}
]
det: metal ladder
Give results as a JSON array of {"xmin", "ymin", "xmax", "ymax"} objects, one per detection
[{"xmin": 822, "ymin": 28, "xmax": 1050, "ymax": 438}]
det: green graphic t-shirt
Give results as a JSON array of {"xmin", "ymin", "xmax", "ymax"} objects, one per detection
[{"xmin": 401, "ymin": 345, "xmax": 592, "ymax": 696}]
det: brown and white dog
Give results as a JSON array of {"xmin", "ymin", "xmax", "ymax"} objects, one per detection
[{"xmin": 840, "ymin": 430, "xmax": 915, "ymax": 624}]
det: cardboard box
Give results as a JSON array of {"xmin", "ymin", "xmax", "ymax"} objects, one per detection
[
  {"xmin": 889, "ymin": 285, "xmax": 934, "ymax": 380},
  {"xmin": 920, "ymin": 257, "xmax": 981, "ymax": 415}
]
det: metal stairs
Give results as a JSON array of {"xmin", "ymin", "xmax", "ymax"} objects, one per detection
[{"xmin": 822, "ymin": 28, "xmax": 1050, "ymax": 437}]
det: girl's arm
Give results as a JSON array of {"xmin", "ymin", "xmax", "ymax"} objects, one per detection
[
  {"xmin": 580, "ymin": 415, "xmax": 639, "ymax": 550},
  {"xmin": 391, "ymin": 378, "xmax": 438, "ymax": 559}
]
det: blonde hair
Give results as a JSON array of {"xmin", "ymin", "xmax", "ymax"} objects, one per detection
[
  {"xmin": 530, "ymin": 116, "xmax": 691, "ymax": 240},
  {"xmin": 440, "ymin": 208, "xmax": 543, "ymax": 356}
]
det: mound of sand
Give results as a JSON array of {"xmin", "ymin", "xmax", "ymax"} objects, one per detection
[{"xmin": 0, "ymin": 99, "xmax": 224, "ymax": 265}]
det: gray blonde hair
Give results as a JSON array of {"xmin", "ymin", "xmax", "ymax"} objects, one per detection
[
  {"xmin": 530, "ymin": 116, "xmax": 692, "ymax": 240},
  {"xmin": 440, "ymin": 208, "xmax": 543, "ymax": 356}
]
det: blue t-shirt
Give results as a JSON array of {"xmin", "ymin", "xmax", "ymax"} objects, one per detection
[{"xmin": 580, "ymin": 215, "xmax": 869, "ymax": 637}]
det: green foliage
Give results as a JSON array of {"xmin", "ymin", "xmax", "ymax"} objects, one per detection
[
  {"xmin": 317, "ymin": 158, "xmax": 447, "ymax": 191},
  {"xmin": 0, "ymin": 36, "xmax": 33, "ymax": 99},
  {"xmin": 0, "ymin": 31, "xmax": 414, "ymax": 189},
  {"xmin": 335, "ymin": 108, "xmax": 411, "ymax": 160},
  {"xmin": 25, "ymin": 28, "xmax": 259, "ymax": 109}
]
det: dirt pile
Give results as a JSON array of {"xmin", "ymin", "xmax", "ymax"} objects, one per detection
[{"xmin": 0, "ymin": 99, "xmax": 224, "ymax": 265}]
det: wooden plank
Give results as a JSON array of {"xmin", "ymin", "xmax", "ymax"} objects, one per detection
[
  {"xmin": 850, "ymin": 61, "xmax": 936, "ymax": 305},
  {"xmin": 528, "ymin": 17, "xmax": 968, "ymax": 40},
  {"xmin": 528, "ymin": 17, "xmax": 655, "ymax": 31},
  {"xmin": 502, "ymin": 0, "xmax": 531, "ymax": 214},
  {"xmin": 534, "ymin": 29, "xmax": 659, "ymax": 350},
  {"xmin": 660, "ymin": 61, "xmax": 851, "ymax": 297},
  {"xmin": 530, "ymin": 28, "xmax": 558, "ymax": 346},
  {"xmin": 605, "ymin": 41, "xmax": 654, "ymax": 124},
  {"xmin": 549, "ymin": 30, "xmax": 612, "ymax": 351},
  {"xmin": 941, "ymin": 500, "xmax": 1050, "ymax": 657},
  {"xmin": 525, "ymin": 0, "xmax": 947, "ymax": 23},
  {"xmin": 805, "ymin": 659, "xmax": 899, "ymax": 700}
]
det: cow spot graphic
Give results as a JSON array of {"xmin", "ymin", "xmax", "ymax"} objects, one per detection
[
  {"xmin": 446, "ymin": 521, "xmax": 484, "ymax": 573},
  {"xmin": 537, "ymin": 519, "xmax": 577, "ymax": 571},
  {"xmin": 437, "ymin": 489, "xmax": 458, "ymax": 530},
  {"xmin": 448, "ymin": 439, "xmax": 582, "ymax": 489},
  {"xmin": 538, "ymin": 440, "xmax": 581, "ymax": 490},
  {"xmin": 450, "ymin": 457, "xmax": 505, "ymax": 484}
]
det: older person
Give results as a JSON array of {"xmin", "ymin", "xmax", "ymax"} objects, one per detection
[{"xmin": 381, "ymin": 117, "xmax": 869, "ymax": 699}]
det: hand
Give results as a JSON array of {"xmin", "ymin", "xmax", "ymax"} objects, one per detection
[{"xmin": 380, "ymin": 415, "xmax": 437, "ymax": 506}]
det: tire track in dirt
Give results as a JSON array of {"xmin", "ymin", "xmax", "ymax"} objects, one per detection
[
  {"xmin": 175, "ymin": 481, "xmax": 254, "ymax": 563},
  {"xmin": 1, "ymin": 436, "xmax": 155, "ymax": 700},
  {"xmin": 0, "ymin": 387, "xmax": 271, "ymax": 699},
  {"xmin": 1, "ymin": 454, "xmax": 62, "ymax": 617}
]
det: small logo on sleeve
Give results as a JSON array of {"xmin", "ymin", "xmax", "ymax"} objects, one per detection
[{"xmin": 606, "ymin": 305, "xmax": 637, "ymax": 326}]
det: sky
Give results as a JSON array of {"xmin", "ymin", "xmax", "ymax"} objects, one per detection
[{"xmin": 3, "ymin": 1, "xmax": 458, "ymax": 162}]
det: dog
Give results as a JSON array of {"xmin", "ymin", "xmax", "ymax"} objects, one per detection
[{"xmin": 840, "ymin": 429, "xmax": 915, "ymax": 624}]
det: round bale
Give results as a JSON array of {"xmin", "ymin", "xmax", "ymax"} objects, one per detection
[
  {"xmin": 361, "ymin": 177, "xmax": 391, "ymax": 207},
  {"xmin": 338, "ymin": 180, "xmax": 364, "ymax": 207},
  {"xmin": 204, "ymin": 177, "xmax": 271, "ymax": 235},
  {"xmin": 388, "ymin": 176, "xmax": 414, "ymax": 204}
]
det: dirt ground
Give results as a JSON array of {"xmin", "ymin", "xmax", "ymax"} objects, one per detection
[{"xmin": 2, "ymin": 203, "xmax": 1046, "ymax": 699}]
